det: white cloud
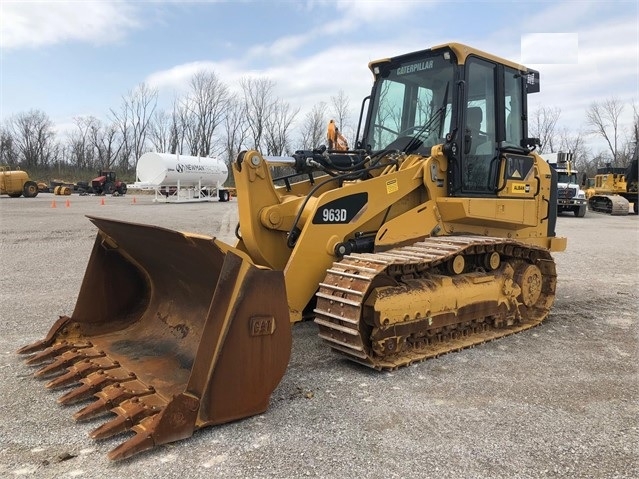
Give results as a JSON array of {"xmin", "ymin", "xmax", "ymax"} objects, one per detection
[
  {"xmin": 145, "ymin": 0, "xmax": 428, "ymax": 103},
  {"xmin": 146, "ymin": 61, "xmax": 217, "ymax": 92},
  {"xmin": 246, "ymin": 33, "xmax": 308, "ymax": 60},
  {"xmin": 525, "ymin": 15, "xmax": 638, "ymax": 143},
  {"xmin": 145, "ymin": 59, "xmax": 253, "ymax": 98},
  {"xmin": 0, "ymin": 1, "xmax": 140, "ymax": 50},
  {"xmin": 246, "ymin": 0, "xmax": 439, "ymax": 62},
  {"xmin": 334, "ymin": 0, "xmax": 425, "ymax": 22}
]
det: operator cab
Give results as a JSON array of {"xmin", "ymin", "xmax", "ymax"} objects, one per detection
[{"xmin": 360, "ymin": 43, "xmax": 540, "ymax": 197}]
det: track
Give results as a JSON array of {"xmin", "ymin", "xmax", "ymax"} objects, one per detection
[
  {"xmin": 588, "ymin": 195, "xmax": 630, "ymax": 215},
  {"xmin": 314, "ymin": 236, "xmax": 557, "ymax": 370}
]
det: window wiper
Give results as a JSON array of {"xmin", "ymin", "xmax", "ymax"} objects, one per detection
[{"xmin": 403, "ymin": 81, "xmax": 450, "ymax": 154}]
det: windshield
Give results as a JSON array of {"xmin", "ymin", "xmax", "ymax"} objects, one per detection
[
  {"xmin": 365, "ymin": 52, "xmax": 455, "ymax": 153},
  {"xmin": 557, "ymin": 172, "xmax": 579, "ymax": 184}
]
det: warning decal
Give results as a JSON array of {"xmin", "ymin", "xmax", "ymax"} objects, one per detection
[{"xmin": 386, "ymin": 178, "xmax": 399, "ymax": 194}]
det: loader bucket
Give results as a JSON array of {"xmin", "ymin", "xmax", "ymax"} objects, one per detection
[{"xmin": 17, "ymin": 216, "xmax": 292, "ymax": 460}]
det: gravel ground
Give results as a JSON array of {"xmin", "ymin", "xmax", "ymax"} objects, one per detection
[{"xmin": 0, "ymin": 193, "xmax": 637, "ymax": 479}]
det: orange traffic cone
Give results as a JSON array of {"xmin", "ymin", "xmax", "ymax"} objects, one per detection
[
  {"xmin": 51, "ymin": 199, "xmax": 57, "ymax": 208},
  {"xmin": 65, "ymin": 198, "xmax": 70, "ymax": 208},
  {"xmin": 100, "ymin": 197, "xmax": 105, "ymax": 206},
  {"xmin": 131, "ymin": 196, "xmax": 137, "ymax": 204}
]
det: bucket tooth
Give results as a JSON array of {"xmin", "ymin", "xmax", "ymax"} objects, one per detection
[
  {"xmin": 24, "ymin": 341, "xmax": 76, "ymax": 366},
  {"xmin": 45, "ymin": 360, "xmax": 92, "ymax": 389},
  {"xmin": 107, "ymin": 415, "xmax": 160, "ymax": 461},
  {"xmin": 74, "ymin": 381, "xmax": 155, "ymax": 421},
  {"xmin": 106, "ymin": 393, "xmax": 202, "ymax": 460},
  {"xmin": 90, "ymin": 398, "xmax": 159, "ymax": 440},
  {"xmin": 17, "ymin": 339, "xmax": 55, "ymax": 356},
  {"xmin": 16, "ymin": 316, "xmax": 76, "ymax": 356},
  {"xmin": 45, "ymin": 358, "xmax": 119, "ymax": 389},
  {"xmin": 34, "ymin": 348, "xmax": 105, "ymax": 378},
  {"xmin": 57, "ymin": 369, "xmax": 136, "ymax": 405}
]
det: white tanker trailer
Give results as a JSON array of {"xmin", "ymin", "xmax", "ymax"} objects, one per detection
[{"xmin": 134, "ymin": 152, "xmax": 231, "ymax": 202}]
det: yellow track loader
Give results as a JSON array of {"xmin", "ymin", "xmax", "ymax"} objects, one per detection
[{"xmin": 19, "ymin": 42, "xmax": 566, "ymax": 460}]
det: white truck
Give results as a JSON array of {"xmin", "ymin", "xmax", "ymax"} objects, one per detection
[{"xmin": 545, "ymin": 151, "xmax": 587, "ymax": 217}]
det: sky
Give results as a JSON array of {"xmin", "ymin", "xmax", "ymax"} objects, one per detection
[{"xmin": 1, "ymin": 0, "xmax": 638, "ymax": 157}]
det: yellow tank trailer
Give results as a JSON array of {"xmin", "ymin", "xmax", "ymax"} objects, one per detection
[{"xmin": 0, "ymin": 167, "xmax": 39, "ymax": 198}]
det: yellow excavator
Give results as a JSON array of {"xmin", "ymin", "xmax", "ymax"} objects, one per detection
[
  {"xmin": 18, "ymin": 42, "xmax": 567, "ymax": 460},
  {"xmin": 585, "ymin": 149, "xmax": 638, "ymax": 215}
]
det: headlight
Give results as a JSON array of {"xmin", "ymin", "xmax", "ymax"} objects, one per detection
[{"xmin": 577, "ymin": 191, "xmax": 585, "ymax": 199}]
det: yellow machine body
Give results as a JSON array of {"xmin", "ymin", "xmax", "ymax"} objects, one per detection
[
  {"xmin": 19, "ymin": 42, "xmax": 566, "ymax": 460},
  {"xmin": 0, "ymin": 167, "xmax": 39, "ymax": 197},
  {"xmin": 585, "ymin": 158, "xmax": 638, "ymax": 215}
]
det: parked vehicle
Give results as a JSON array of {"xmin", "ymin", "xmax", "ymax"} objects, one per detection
[
  {"xmin": 91, "ymin": 170, "xmax": 127, "ymax": 195},
  {"xmin": 0, "ymin": 167, "xmax": 39, "ymax": 198},
  {"xmin": 585, "ymin": 148, "xmax": 638, "ymax": 215},
  {"xmin": 544, "ymin": 151, "xmax": 587, "ymax": 217}
]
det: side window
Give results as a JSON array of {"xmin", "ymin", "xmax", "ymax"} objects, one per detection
[
  {"xmin": 504, "ymin": 68, "xmax": 523, "ymax": 147},
  {"xmin": 463, "ymin": 58, "xmax": 497, "ymax": 194}
]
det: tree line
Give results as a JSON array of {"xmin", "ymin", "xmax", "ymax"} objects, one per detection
[
  {"xmin": 0, "ymin": 70, "xmax": 353, "ymax": 184},
  {"xmin": 1, "ymin": 67, "xmax": 637, "ymax": 184},
  {"xmin": 529, "ymin": 98, "xmax": 638, "ymax": 179}
]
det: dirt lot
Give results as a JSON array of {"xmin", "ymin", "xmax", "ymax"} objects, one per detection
[{"xmin": 0, "ymin": 193, "xmax": 637, "ymax": 479}]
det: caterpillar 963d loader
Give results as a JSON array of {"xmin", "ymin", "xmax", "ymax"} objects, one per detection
[{"xmin": 18, "ymin": 43, "xmax": 567, "ymax": 460}]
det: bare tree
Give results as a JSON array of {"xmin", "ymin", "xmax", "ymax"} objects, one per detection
[
  {"xmin": 585, "ymin": 97, "xmax": 624, "ymax": 166},
  {"xmin": 300, "ymin": 102, "xmax": 328, "ymax": 149},
  {"xmin": 168, "ymin": 98, "xmax": 191, "ymax": 155},
  {"xmin": 222, "ymin": 95, "xmax": 250, "ymax": 170},
  {"xmin": 65, "ymin": 116, "xmax": 126, "ymax": 172},
  {"xmin": 148, "ymin": 109, "xmax": 173, "ymax": 153},
  {"xmin": 6, "ymin": 110, "xmax": 58, "ymax": 168},
  {"xmin": 92, "ymin": 121, "xmax": 123, "ymax": 171},
  {"xmin": 632, "ymin": 102, "xmax": 639, "ymax": 145},
  {"xmin": 529, "ymin": 105, "xmax": 561, "ymax": 153},
  {"xmin": 176, "ymin": 96, "xmax": 200, "ymax": 156},
  {"xmin": 68, "ymin": 116, "xmax": 98, "ymax": 169},
  {"xmin": 110, "ymin": 83, "xmax": 158, "ymax": 171},
  {"xmin": 0, "ymin": 126, "xmax": 18, "ymax": 166},
  {"xmin": 618, "ymin": 102, "xmax": 639, "ymax": 165},
  {"xmin": 183, "ymin": 70, "xmax": 230, "ymax": 157},
  {"xmin": 241, "ymin": 77, "xmax": 277, "ymax": 152},
  {"xmin": 557, "ymin": 127, "xmax": 593, "ymax": 179},
  {"xmin": 265, "ymin": 101, "xmax": 299, "ymax": 156},
  {"xmin": 330, "ymin": 89, "xmax": 351, "ymax": 141}
]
